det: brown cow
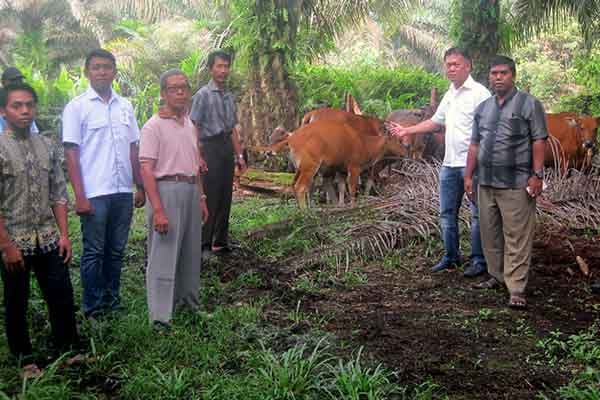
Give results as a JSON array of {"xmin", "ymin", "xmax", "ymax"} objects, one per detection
[
  {"xmin": 298, "ymin": 109, "xmax": 390, "ymax": 202},
  {"xmin": 545, "ymin": 112, "xmax": 598, "ymax": 173},
  {"xmin": 385, "ymin": 88, "xmax": 443, "ymax": 160},
  {"xmin": 263, "ymin": 120, "xmax": 409, "ymax": 208}
]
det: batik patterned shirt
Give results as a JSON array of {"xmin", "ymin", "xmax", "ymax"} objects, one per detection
[{"xmin": 0, "ymin": 128, "xmax": 68, "ymax": 255}]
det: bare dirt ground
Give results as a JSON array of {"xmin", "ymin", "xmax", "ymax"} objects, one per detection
[{"xmin": 221, "ymin": 181, "xmax": 600, "ymax": 399}]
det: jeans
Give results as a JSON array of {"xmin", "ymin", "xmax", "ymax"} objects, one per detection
[
  {"xmin": 439, "ymin": 166, "xmax": 486, "ymax": 266},
  {"xmin": 1, "ymin": 248, "xmax": 78, "ymax": 358},
  {"xmin": 80, "ymin": 193, "xmax": 133, "ymax": 317}
]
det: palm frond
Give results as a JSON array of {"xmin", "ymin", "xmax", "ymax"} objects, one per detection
[
  {"xmin": 275, "ymin": 159, "xmax": 600, "ymax": 271},
  {"xmin": 392, "ymin": 24, "xmax": 447, "ymax": 72},
  {"xmin": 511, "ymin": 0, "xmax": 600, "ymax": 48}
]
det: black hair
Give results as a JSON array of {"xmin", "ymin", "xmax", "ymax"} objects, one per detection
[
  {"xmin": 159, "ymin": 69, "xmax": 188, "ymax": 90},
  {"xmin": 489, "ymin": 55, "xmax": 516, "ymax": 75},
  {"xmin": 0, "ymin": 82, "xmax": 38, "ymax": 108},
  {"xmin": 85, "ymin": 48, "xmax": 117, "ymax": 69},
  {"xmin": 207, "ymin": 50, "xmax": 232, "ymax": 69},
  {"xmin": 443, "ymin": 47, "xmax": 472, "ymax": 65}
]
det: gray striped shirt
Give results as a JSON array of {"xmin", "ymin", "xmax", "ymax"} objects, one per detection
[
  {"xmin": 471, "ymin": 89, "xmax": 548, "ymax": 189},
  {"xmin": 190, "ymin": 79, "xmax": 237, "ymax": 140}
]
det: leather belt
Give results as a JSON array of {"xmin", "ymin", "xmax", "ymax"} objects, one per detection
[
  {"xmin": 156, "ymin": 175, "xmax": 197, "ymax": 184},
  {"xmin": 200, "ymin": 131, "xmax": 232, "ymax": 143}
]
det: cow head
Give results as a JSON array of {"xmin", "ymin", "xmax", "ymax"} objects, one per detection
[{"xmin": 269, "ymin": 126, "xmax": 289, "ymax": 145}]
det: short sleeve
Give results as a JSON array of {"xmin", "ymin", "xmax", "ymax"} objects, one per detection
[
  {"xmin": 528, "ymin": 98, "xmax": 548, "ymax": 141},
  {"xmin": 232, "ymin": 100, "xmax": 238, "ymax": 125},
  {"xmin": 431, "ymin": 91, "xmax": 450, "ymax": 126},
  {"xmin": 46, "ymin": 138, "xmax": 69, "ymax": 205},
  {"xmin": 189, "ymin": 90, "xmax": 206, "ymax": 124},
  {"xmin": 139, "ymin": 119, "xmax": 160, "ymax": 160},
  {"xmin": 471, "ymin": 103, "xmax": 485, "ymax": 145},
  {"xmin": 61, "ymin": 101, "xmax": 82, "ymax": 145},
  {"xmin": 127, "ymin": 102, "xmax": 140, "ymax": 143}
]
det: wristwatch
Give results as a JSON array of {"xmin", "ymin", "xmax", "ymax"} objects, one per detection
[{"xmin": 533, "ymin": 169, "xmax": 544, "ymax": 180}]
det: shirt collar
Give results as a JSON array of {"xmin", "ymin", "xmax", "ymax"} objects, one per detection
[
  {"xmin": 85, "ymin": 86, "xmax": 119, "ymax": 104},
  {"xmin": 494, "ymin": 87, "xmax": 518, "ymax": 108},
  {"xmin": 450, "ymin": 75, "xmax": 478, "ymax": 92},
  {"xmin": 4, "ymin": 125, "xmax": 30, "ymax": 140},
  {"xmin": 208, "ymin": 79, "xmax": 232, "ymax": 97}
]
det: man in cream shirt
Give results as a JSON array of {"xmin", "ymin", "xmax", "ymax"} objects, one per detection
[{"xmin": 388, "ymin": 47, "xmax": 490, "ymax": 277}]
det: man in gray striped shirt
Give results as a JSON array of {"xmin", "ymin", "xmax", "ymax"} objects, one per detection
[
  {"xmin": 190, "ymin": 50, "xmax": 246, "ymax": 257},
  {"xmin": 465, "ymin": 55, "xmax": 548, "ymax": 309}
]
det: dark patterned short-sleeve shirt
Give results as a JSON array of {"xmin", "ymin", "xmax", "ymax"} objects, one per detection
[
  {"xmin": 189, "ymin": 79, "xmax": 237, "ymax": 140},
  {"xmin": 0, "ymin": 129, "xmax": 68, "ymax": 255},
  {"xmin": 471, "ymin": 89, "xmax": 548, "ymax": 189}
]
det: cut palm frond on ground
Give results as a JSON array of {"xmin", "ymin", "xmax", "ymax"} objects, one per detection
[{"xmin": 271, "ymin": 159, "xmax": 600, "ymax": 268}]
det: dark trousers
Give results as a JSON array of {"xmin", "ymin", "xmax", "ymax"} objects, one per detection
[
  {"xmin": 80, "ymin": 193, "xmax": 133, "ymax": 317},
  {"xmin": 201, "ymin": 134, "xmax": 235, "ymax": 250},
  {"xmin": 1, "ymin": 248, "xmax": 78, "ymax": 358}
]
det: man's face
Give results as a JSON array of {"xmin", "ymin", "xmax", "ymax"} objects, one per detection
[
  {"xmin": 209, "ymin": 57, "xmax": 231, "ymax": 85},
  {"xmin": 85, "ymin": 56, "xmax": 117, "ymax": 93},
  {"xmin": 444, "ymin": 54, "xmax": 471, "ymax": 87},
  {"xmin": 161, "ymin": 74, "xmax": 190, "ymax": 111},
  {"xmin": 0, "ymin": 90, "xmax": 36, "ymax": 130},
  {"xmin": 489, "ymin": 64, "xmax": 515, "ymax": 96}
]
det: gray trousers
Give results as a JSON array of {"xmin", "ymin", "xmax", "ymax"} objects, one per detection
[
  {"xmin": 146, "ymin": 181, "xmax": 203, "ymax": 323},
  {"xmin": 478, "ymin": 186, "xmax": 536, "ymax": 296}
]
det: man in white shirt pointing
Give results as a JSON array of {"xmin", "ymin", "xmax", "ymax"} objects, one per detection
[{"xmin": 388, "ymin": 48, "xmax": 490, "ymax": 277}]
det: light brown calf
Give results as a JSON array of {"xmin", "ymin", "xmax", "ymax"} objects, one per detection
[{"xmin": 265, "ymin": 120, "xmax": 408, "ymax": 208}]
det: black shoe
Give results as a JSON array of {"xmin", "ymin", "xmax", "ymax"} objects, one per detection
[
  {"xmin": 464, "ymin": 263, "xmax": 487, "ymax": 278},
  {"xmin": 431, "ymin": 259, "xmax": 459, "ymax": 273},
  {"xmin": 152, "ymin": 320, "xmax": 172, "ymax": 334},
  {"xmin": 591, "ymin": 282, "xmax": 600, "ymax": 294}
]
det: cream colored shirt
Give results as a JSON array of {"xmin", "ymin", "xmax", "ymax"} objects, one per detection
[{"xmin": 431, "ymin": 75, "xmax": 491, "ymax": 167}]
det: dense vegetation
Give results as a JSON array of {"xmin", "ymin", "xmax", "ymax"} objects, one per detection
[{"xmin": 1, "ymin": 1, "xmax": 600, "ymax": 398}]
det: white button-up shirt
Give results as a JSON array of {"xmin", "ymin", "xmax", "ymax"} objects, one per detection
[
  {"xmin": 62, "ymin": 88, "xmax": 139, "ymax": 199},
  {"xmin": 431, "ymin": 75, "xmax": 491, "ymax": 167}
]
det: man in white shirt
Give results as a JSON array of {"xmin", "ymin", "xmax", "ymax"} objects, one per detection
[
  {"xmin": 62, "ymin": 49, "xmax": 145, "ymax": 318},
  {"xmin": 388, "ymin": 48, "xmax": 491, "ymax": 277}
]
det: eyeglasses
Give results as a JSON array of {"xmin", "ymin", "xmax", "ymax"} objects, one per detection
[{"xmin": 166, "ymin": 85, "xmax": 190, "ymax": 94}]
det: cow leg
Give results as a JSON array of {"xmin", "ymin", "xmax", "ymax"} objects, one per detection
[
  {"xmin": 294, "ymin": 163, "xmax": 320, "ymax": 209},
  {"xmin": 346, "ymin": 166, "xmax": 361, "ymax": 207},
  {"xmin": 336, "ymin": 173, "xmax": 346, "ymax": 206},
  {"xmin": 322, "ymin": 175, "xmax": 337, "ymax": 204}
]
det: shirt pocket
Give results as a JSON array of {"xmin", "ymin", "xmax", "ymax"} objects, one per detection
[
  {"xmin": 87, "ymin": 118, "xmax": 109, "ymax": 134},
  {"xmin": 509, "ymin": 116, "xmax": 528, "ymax": 138}
]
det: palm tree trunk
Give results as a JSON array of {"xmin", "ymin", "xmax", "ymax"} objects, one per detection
[
  {"xmin": 456, "ymin": 0, "xmax": 500, "ymax": 85},
  {"xmin": 238, "ymin": 1, "xmax": 298, "ymax": 151}
]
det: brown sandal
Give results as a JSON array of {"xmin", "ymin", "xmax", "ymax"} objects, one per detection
[{"xmin": 508, "ymin": 295, "xmax": 527, "ymax": 309}]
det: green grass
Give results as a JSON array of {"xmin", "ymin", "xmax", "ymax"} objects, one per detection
[
  {"xmin": 535, "ymin": 325, "xmax": 600, "ymax": 398},
  {"xmin": 0, "ymin": 196, "xmax": 427, "ymax": 400},
  {"xmin": 243, "ymin": 169, "xmax": 295, "ymax": 186}
]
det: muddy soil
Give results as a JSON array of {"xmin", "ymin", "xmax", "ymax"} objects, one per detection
[{"xmin": 217, "ymin": 214, "xmax": 600, "ymax": 399}]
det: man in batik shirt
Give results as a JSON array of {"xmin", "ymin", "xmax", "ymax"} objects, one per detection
[{"xmin": 0, "ymin": 83, "xmax": 78, "ymax": 375}]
